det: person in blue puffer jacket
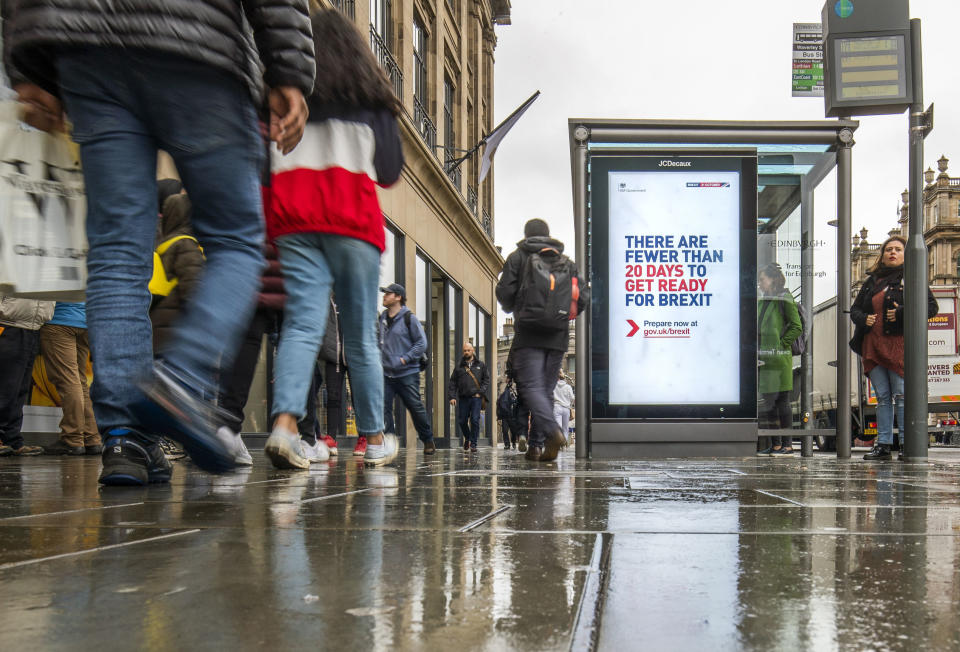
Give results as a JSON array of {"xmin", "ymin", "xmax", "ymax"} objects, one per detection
[{"xmin": 39, "ymin": 302, "xmax": 101, "ymax": 455}]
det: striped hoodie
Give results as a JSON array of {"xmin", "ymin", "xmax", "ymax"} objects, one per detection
[{"xmin": 264, "ymin": 99, "xmax": 404, "ymax": 251}]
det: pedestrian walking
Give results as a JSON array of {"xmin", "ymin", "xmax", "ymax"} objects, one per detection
[
  {"xmin": 39, "ymin": 302, "xmax": 101, "ymax": 455},
  {"xmin": 496, "ymin": 219, "xmax": 587, "ymax": 463},
  {"xmin": 755, "ymin": 263, "xmax": 802, "ymax": 456},
  {"xmin": 552, "ymin": 370, "xmax": 574, "ymax": 445},
  {"xmin": 150, "ymin": 194, "xmax": 205, "ymax": 353},
  {"xmin": 264, "ymin": 8, "xmax": 403, "ymax": 469},
  {"xmin": 850, "ymin": 235, "xmax": 938, "ymax": 461},
  {"xmin": 448, "ymin": 341, "xmax": 489, "ymax": 453},
  {"xmin": 380, "ymin": 283, "xmax": 436, "ymax": 455},
  {"xmin": 0, "ymin": 295, "xmax": 52, "ymax": 456},
  {"xmin": 4, "ymin": 0, "xmax": 314, "ymax": 484},
  {"xmin": 496, "ymin": 377, "xmax": 520, "ymax": 450}
]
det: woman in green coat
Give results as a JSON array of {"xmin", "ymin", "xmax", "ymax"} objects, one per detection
[{"xmin": 757, "ymin": 263, "xmax": 803, "ymax": 455}]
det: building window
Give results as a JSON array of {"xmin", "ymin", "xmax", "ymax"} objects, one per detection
[
  {"xmin": 370, "ymin": 0, "xmax": 392, "ymax": 47},
  {"xmin": 412, "ymin": 17, "xmax": 436, "ymax": 153},
  {"xmin": 369, "ymin": 0, "xmax": 402, "ymax": 100},
  {"xmin": 444, "ymin": 77, "xmax": 460, "ymax": 189}
]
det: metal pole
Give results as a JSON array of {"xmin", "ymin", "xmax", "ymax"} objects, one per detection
[
  {"xmin": 904, "ymin": 18, "xmax": 928, "ymax": 461},
  {"xmin": 573, "ymin": 126, "xmax": 590, "ymax": 459},
  {"xmin": 800, "ymin": 180, "xmax": 814, "ymax": 457},
  {"xmin": 836, "ymin": 130, "xmax": 854, "ymax": 459}
]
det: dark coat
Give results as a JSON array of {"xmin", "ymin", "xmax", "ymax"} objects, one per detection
[
  {"xmin": 849, "ymin": 269, "xmax": 938, "ymax": 354},
  {"xmin": 150, "ymin": 195, "xmax": 205, "ymax": 352},
  {"xmin": 448, "ymin": 357, "xmax": 490, "ymax": 400},
  {"xmin": 496, "ymin": 236, "xmax": 587, "ymax": 352},
  {"xmin": 2, "ymin": 0, "xmax": 315, "ymax": 104}
]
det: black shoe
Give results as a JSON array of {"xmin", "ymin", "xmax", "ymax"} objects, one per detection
[
  {"xmin": 863, "ymin": 444, "xmax": 892, "ymax": 461},
  {"xmin": 463, "ymin": 438, "xmax": 470, "ymax": 451},
  {"xmin": 98, "ymin": 429, "xmax": 173, "ymax": 486},
  {"xmin": 517, "ymin": 435, "xmax": 527, "ymax": 453},
  {"xmin": 132, "ymin": 362, "xmax": 237, "ymax": 473},
  {"xmin": 423, "ymin": 440, "xmax": 436, "ymax": 455},
  {"xmin": 45, "ymin": 440, "xmax": 85, "ymax": 456},
  {"xmin": 85, "ymin": 444, "xmax": 103, "ymax": 455},
  {"xmin": 524, "ymin": 445, "xmax": 542, "ymax": 462},
  {"xmin": 470, "ymin": 444, "xmax": 477, "ymax": 453},
  {"xmin": 540, "ymin": 429, "xmax": 565, "ymax": 462}
]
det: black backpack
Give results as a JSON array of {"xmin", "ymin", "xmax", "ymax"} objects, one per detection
[
  {"xmin": 403, "ymin": 311, "xmax": 429, "ymax": 372},
  {"xmin": 514, "ymin": 247, "xmax": 577, "ymax": 330},
  {"xmin": 496, "ymin": 382, "xmax": 519, "ymax": 420}
]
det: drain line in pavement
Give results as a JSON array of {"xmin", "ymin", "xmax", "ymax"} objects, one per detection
[
  {"xmin": 0, "ymin": 501, "xmax": 144, "ymax": 522},
  {"xmin": 457, "ymin": 505, "xmax": 512, "ymax": 533},
  {"xmin": 300, "ymin": 488, "xmax": 372, "ymax": 504},
  {"xmin": 569, "ymin": 532, "xmax": 613, "ymax": 652},
  {"xmin": 755, "ymin": 489, "xmax": 806, "ymax": 507}
]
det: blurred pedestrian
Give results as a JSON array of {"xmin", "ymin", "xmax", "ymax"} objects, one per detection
[
  {"xmin": 552, "ymin": 369, "xmax": 574, "ymax": 445},
  {"xmin": 496, "ymin": 377, "xmax": 520, "ymax": 450},
  {"xmin": 851, "ymin": 235, "xmax": 937, "ymax": 461},
  {"xmin": 4, "ymin": 0, "xmax": 314, "ymax": 484},
  {"xmin": 496, "ymin": 219, "xmax": 587, "ymax": 463},
  {"xmin": 0, "ymin": 295, "xmax": 52, "ymax": 456},
  {"xmin": 380, "ymin": 284, "xmax": 435, "ymax": 456},
  {"xmin": 448, "ymin": 341, "xmax": 489, "ymax": 453},
  {"xmin": 756, "ymin": 263, "xmax": 802, "ymax": 456},
  {"xmin": 40, "ymin": 302, "xmax": 101, "ymax": 455},
  {"xmin": 264, "ymin": 8, "xmax": 403, "ymax": 469},
  {"xmin": 150, "ymin": 194, "xmax": 205, "ymax": 353}
]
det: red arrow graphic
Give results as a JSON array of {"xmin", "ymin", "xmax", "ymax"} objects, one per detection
[{"xmin": 626, "ymin": 319, "xmax": 639, "ymax": 337}]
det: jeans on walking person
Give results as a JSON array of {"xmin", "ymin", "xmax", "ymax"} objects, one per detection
[
  {"xmin": 457, "ymin": 397, "xmax": 482, "ymax": 448},
  {"xmin": 868, "ymin": 365, "xmax": 904, "ymax": 447},
  {"xmin": 383, "ymin": 373, "xmax": 434, "ymax": 445},
  {"xmin": 510, "ymin": 347, "xmax": 565, "ymax": 451}
]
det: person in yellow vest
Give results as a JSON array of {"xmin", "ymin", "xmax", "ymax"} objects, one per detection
[{"xmin": 150, "ymin": 194, "xmax": 205, "ymax": 352}]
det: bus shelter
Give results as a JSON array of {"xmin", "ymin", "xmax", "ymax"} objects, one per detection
[{"xmin": 568, "ymin": 119, "xmax": 859, "ymax": 459}]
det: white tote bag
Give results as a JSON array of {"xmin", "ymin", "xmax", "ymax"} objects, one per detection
[{"xmin": 0, "ymin": 101, "xmax": 87, "ymax": 300}]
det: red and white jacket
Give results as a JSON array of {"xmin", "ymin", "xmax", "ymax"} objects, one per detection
[{"xmin": 263, "ymin": 101, "xmax": 404, "ymax": 252}]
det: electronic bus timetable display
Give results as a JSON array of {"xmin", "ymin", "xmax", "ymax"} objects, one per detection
[{"xmin": 590, "ymin": 153, "xmax": 757, "ymax": 420}]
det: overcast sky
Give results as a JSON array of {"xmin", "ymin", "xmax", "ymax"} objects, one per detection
[{"xmin": 491, "ymin": 0, "xmax": 959, "ymax": 326}]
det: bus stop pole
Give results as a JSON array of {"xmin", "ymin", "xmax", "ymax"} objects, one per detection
[
  {"xmin": 836, "ymin": 129, "xmax": 854, "ymax": 460},
  {"xmin": 904, "ymin": 18, "xmax": 929, "ymax": 461},
  {"xmin": 573, "ymin": 126, "xmax": 590, "ymax": 459},
  {"xmin": 800, "ymin": 180, "xmax": 814, "ymax": 457}
]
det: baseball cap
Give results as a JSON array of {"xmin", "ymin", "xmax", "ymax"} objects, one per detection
[{"xmin": 380, "ymin": 283, "xmax": 406, "ymax": 298}]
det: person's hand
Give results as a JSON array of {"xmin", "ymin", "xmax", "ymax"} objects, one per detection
[
  {"xmin": 886, "ymin": 302, "xmax": 899, "ymax": 322},
  {"xmin": 268, "ymin": 86, "xmax": 308, "ymax": 154},
  {"xmin": 14, "ymin": 83, "xmax": 64, "ymax": 133},
  {"xmin": 865, "ymin": 313, "xmax": 877, "ymax": 327},
  {"xmin": 449, "ymin": 399, "xmax": 457, "ymax": 406}
]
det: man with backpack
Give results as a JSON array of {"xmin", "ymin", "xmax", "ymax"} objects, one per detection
[
  {"xmin": 496, "ymin": 219, "xmax": 588, "ymax": 463},
  {"xmin": 379, "ymin": 283, "xmax": 436, "ymax": 455},
  {"xmin": 448, "ymin": 341, "xmax": 489, "ymax": 453}
]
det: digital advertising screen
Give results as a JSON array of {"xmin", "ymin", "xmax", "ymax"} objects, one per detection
[{"xmin": 590, "ymin": 152, "xmax": 757, "ymax": 420}]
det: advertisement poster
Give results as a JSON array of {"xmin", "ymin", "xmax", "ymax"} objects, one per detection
[{"xmin": 607, "ymin": 168, "xmax": 742, "ymax": 405}]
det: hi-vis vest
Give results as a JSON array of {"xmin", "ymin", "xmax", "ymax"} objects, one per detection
[{"xmin": 148, "ymin": 235, "xmax": 200, "ymax": 297}]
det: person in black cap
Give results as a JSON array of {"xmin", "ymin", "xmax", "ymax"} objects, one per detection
[
  {"xmin": 496, "ymin": 219, "xmax": 587, "ymax": 463},
  {"xmin": 378, "ymin": 283, "xmax": 436, "ymax": 454}
]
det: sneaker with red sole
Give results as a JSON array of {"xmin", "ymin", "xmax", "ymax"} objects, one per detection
[
  {"xmin": 322, "ymin": 435, "xmax": 338, "ymax": 456},
  {"xmin": 352, "ymin": 436, "xmax": 367, "ymax": 457}
]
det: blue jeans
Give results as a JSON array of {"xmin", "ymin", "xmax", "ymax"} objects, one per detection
[
  {"xmin": 869, "ymin": 365, "xmax": 904, "ymax": 446},
  {"xmin": 384, "ymin": 373, "xmax": 434, "ymax": 443},
  {"xmin": 56, "ymin": 49, "xmax": 264, "ymax": 433},
  {"xmin": 457, "ymin": 397, "xmax": 482, "ymax": 446},
  {"xmin": 273, "ymin": 233, "xmax": 384, "ymax": 436},
  {"xmin": 510, "ymin": 347, "xmax": 564, "ymax": 447}
]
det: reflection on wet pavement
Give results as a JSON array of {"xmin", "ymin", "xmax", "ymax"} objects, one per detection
[{"xmin": 3, "ymin": 448, "xmax": 960, "ymax": 649}]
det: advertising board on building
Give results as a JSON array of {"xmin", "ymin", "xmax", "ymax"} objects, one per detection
[{"xmin": 589, "ymin": 152, "xmax": 757, "ymax": 420}]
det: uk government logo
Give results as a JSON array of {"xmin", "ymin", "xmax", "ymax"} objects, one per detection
[{"xmin": 618, "ymin": 182, "xmax": 645, "ymax": 193}]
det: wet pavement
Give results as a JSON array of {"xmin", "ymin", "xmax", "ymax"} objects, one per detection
[{"xmin": 3, "ymin": 445, "xmax": 960, "ymax": 651}]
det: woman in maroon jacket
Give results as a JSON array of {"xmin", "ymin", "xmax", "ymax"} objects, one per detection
[{"xmin": 263, "ymin": 8, "xmax": 403, "ymax": 470}]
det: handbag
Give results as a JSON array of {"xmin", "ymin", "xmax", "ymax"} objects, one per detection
[
  {"xmin": 464, "ymin": 365, "xmax": 488, "ymax": 410},
  {"xmin": 0, "ymin": 101, "xmax": 87, "ymax": 300}
]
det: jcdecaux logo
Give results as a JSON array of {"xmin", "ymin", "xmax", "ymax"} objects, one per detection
[{"xmin": 835, "ymin": 0, "xmax": 854, "ymax": 18}]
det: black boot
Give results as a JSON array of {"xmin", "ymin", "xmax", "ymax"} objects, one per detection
[{"xmin": 863, "ymin": 443, "xmax": 892, "ymax": 461}]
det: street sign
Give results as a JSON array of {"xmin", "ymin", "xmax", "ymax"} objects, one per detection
[
  {"xmin": 792, "ymin": 23, "xmax": 824, "ymax": 98},
  {"xmin": 822, "ymin": 0, "xmax": 912, "ymax": 117}
]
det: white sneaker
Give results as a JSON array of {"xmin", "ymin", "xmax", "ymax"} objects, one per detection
[
  {"xmin": 363, "ymin": 433, "xmax": 399, "ymax": 467},
  {"xmin": 216, "ymin": 426, "xmax": 251, "ymax": 465},
  {"xmin": 264, "ymin": 426, "xmax": 310, "ymax": 470},
  {"xmin": 300, "ymin": 438, "xmax": 330, "ymax": 463}
]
